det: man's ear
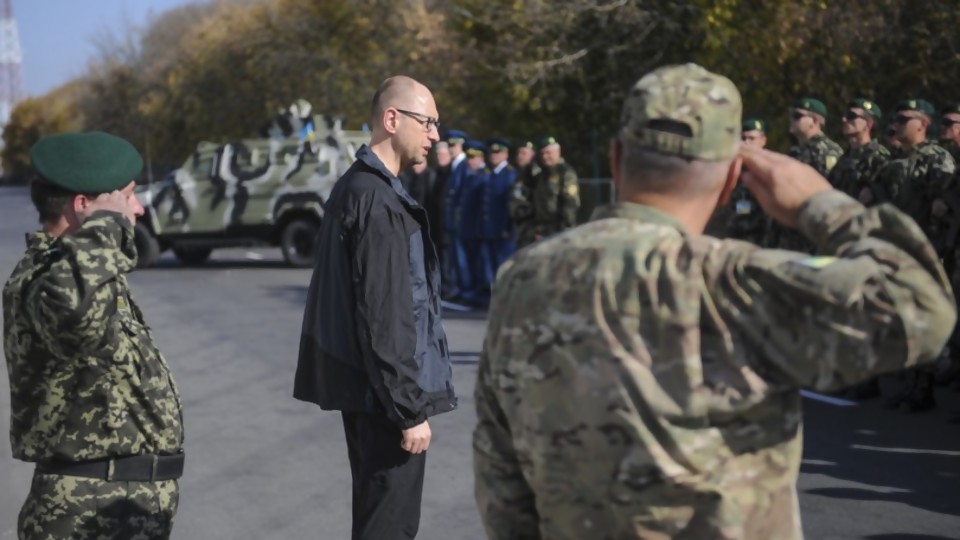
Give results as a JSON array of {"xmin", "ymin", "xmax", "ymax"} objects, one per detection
[{"xmin": 717, "ymin": 157, "xmax": 742, "ymax": 207}]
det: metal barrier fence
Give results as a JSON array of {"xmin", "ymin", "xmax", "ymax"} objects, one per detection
[{"xmin": 577, "ymin": 177, "xmax": 616, "ymax": 224}]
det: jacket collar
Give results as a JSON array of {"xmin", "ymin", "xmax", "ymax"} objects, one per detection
[
  {"xmin": 590, "ymin": 202, "xmax": 688, "ymax": 234},
  {"xmin": 354, "ymin": 145, "xmax": 421, "ymax": 208},
  {"xmin": 25, "ymin": 231, "xmax": 54, "ymax": 252}
]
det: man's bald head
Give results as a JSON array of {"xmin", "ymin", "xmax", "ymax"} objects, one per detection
[{"xmin": 370, "ymin": 76, "xmax": 432, "ymax": 126}]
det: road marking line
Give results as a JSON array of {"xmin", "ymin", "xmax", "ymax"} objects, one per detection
[
  {"xmin": 800, "ymin": 390, "xmax": 857, "ymax": 407},
  {"xmin": 851, "ymin": 444, "xmax": 960, "ymax": 457}
]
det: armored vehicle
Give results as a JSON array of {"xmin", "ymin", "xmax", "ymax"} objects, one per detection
[{"xmin": 134, "ymin": 115, "xmax": 369, "ymax": 268}]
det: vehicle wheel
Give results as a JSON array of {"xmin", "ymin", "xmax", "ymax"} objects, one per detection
[
  {"xmin": 134, "ymin": 222, "xmax": 161, "ymax": 268},
  {"xmin": 280, "ymin": 218, "xmax": 319, "ymax": 268},
  {"xmin": 173, "ymin": 246, "xmax": 213, "ymax": 266}
]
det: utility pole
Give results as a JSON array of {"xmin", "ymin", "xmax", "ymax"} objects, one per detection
[{"xmin": 0, "ymin": 0, "xmax": 23, "ymax": 128}]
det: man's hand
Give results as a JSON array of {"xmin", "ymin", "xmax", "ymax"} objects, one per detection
[
  {"xmin": 401, "ymin": 420, "xmax": 431, "ymax": 454},
  {"xmin": 739, "ymin": 145, "xmax": 833, "ymax": 229},
  {"xmin": 78, "ymin": 191, "xmax": 139, "ymax": 225}
]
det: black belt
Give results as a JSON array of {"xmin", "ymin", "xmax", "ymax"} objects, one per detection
[{"xmin": 36, "ymin": 450, "xmax": 185, "ymax": 482}]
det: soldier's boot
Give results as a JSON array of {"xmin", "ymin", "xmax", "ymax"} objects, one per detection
[{"xmin": 899, "ymin": 370, "xmax": 936, "ymax": 413}]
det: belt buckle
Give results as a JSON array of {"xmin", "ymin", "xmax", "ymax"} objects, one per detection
[{"xmin": 150, "ymin": 454, "xmax": 159, "ymax": 482}]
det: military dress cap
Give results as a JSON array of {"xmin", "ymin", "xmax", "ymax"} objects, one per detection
[
  {"xmin": 848, "ymin": 98, "xmax": 882, "ymax": 120},
  {"xmin": 30, "ymin": 131, "xmax": 143, "ymax": 194},
  {"xmin": 619, "ymin": 63, "xmax": 742, "ymax": 161},
  {"xmin": 487, "ymin": 137, "xmax": 512, "ymax": 152},
  {"xmin": 464, "ymin": 139, "xmax": 488, "ymax": 157},
  {"xmin": 896, "ymin": 99, "xmax": 936, "ymax": 117},
  {"xmin": 445, "ymin": 130, "xmax": 469, "ymax": 145},
  {"xmin": 793, "ymin": 97, "xmax": 828, "ymax": 119},
  {"xmin": 742, "ymin": 118, "xmax": 766, "ymax": 133},
  {"xmin": 537, "ymin": 136, "xmax": 560, "ymax": 150}
]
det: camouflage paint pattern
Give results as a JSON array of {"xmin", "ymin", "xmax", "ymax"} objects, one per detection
[
  {"xmin": 509, "ymin": 163, "xmax": 540, "ymax": 248},
  {"xmin": 474, "ymin": 191, "xmax": 955, "ymax": 540},
  {"xmin": 138, "ymin": 115, "xmax": 370, "ymax": 235}
]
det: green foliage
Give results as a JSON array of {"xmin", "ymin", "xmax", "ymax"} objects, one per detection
[{"xmin": 6, "ymin": 0, "xmax": 960, "ymax": 180}]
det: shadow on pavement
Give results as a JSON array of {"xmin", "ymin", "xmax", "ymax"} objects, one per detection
[{"xmin": 800, "ymin": 396, "xmax": 960, "ymax": 519}]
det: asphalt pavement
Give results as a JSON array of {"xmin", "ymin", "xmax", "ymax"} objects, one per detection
[{"xmin": 1, "ymin": 186, "xmax": 959, "ymax": 539}]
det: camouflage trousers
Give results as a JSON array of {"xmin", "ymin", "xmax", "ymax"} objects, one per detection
[{"xmin": 18, "ymin": 473, "xmax": 178, "ymax": 540}]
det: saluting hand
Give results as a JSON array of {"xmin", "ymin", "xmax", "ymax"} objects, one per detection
[
  {"xmin": 401, "ymin": 420, "xmax": 431, "ymax": 455},
  {"xmin": 739, "ymin": 145, "xmax": 833, "ymax": 229},
  {"xmin": 78, "ymin": 190, "xmax": 140, "ymax": 226}
]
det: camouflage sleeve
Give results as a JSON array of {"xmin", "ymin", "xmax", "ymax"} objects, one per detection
[
  {"xmin": 708, "ymin": 191, "xmax": 956, "ymax": 391},
  {"xmin": 930, "ymin": 153, "xmax": 958, "ymax": 192},
  {"xmin": 473, "ymin": 345, "xmax": 540, "ymax": 540},
  {"xmin": 24, "ymin": 211, "xmax": 137, "ymax": 356},
  {"xmin": 508, "ymin": 178, "xmax": 533, "ymax": 223},
  {"xmin": 559, "ymin": 168, "xmax": 580, "ymax": 228}
]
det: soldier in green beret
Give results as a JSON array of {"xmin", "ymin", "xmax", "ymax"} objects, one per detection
[
  {"xmin": 829, "ymin": 99, "xmax": 890, "ymax": 203},
  {"xmin": 767, "ymin": 98, "xmax": 844, "ymax": 252},
  {"xmin": 938, "ymin": 103, "xmax": 960, "ymax": 411},
  {"xmin": 520, "ymin": 136, "xmax": 580, "ymax": 246},
  {"xmin": 871, "ymin": 99, "xmax": 957, "ymax": 412},
  {"xmin": 509, "ymin": 140, "xmax": 540, "ymax": 249},
  {"xmin": 721, "ymin": 118, "xmax": 768, "ymax": 244},
  {"xmin": 3, "ymin": 132, "xmax": 185, "ymax": 539}
]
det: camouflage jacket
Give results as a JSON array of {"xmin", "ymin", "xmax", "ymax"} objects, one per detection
[
  {"xmin": 3, "ymin": 212, "xmax": 184, "ymax": 463},
  {"xmin": 788, "ymin": 133, "xmax": 844, "ymax": 178},
  {"xmin": 509, "ymin": 164, "xmax": 539, "ymax": 248},
  {"xmin": 871, "ymin": 140, "xmax": 956, "ymax": 236},
  {"xmin": 474, "ymin": 191, "xmax": 955, "ymax": 540},
  {"xmin": 828, "ymin": 139, "xmax": 890, "ymax": 198},
  {"xmin": 724, "ymin": 183, "xmax": 766, "ymax": 244},
  {"xmin": 530, "ymin": 161, "xmax": 580, "ymax": 237}
]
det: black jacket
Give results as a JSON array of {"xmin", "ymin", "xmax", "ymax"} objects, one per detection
[{"xmin": 294, "ymin": 146, "xmax": 456, "ymax": 428}]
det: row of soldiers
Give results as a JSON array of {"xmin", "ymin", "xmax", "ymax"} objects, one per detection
[
  {"xmin": 398, "ymin": 132, "xmax": 581, "ymax": 307},
  {"xmin": 714, "ymin": 96, "xmax": 960, "ymax": 418}
]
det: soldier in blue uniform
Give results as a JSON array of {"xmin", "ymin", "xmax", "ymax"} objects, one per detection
[
  {"xmin": 486, "ymin": 137, "xmax": 519, "ymax": 268},
  {"xmin": 441, "ymin": 130, "xmax": 469, "ymax": 300},
  {"xmin": 457, "ymin": 140, "xmax": 490, "ymax": 306}
]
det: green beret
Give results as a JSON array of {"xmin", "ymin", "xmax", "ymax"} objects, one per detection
[
  {"xmin": 940, "ymin": 103, "xmax": 960, "ymax": 116},
  {"xmin": 896, "ymin": 99, "xmax": 935, "ymax": 117},
  {"xmin": 521, "ymin": 141, "xmax": 535, "ymax": 149},
  {"xmin": 537, "ymin": 136, "xmax": 559, "ymax": 150},
  {"xmin": 793, "ymin": 97, "xmax": 828, "ymax": 119},
  {"xmin": 848, "ymin": 98, "xmax": 882, "ymax": 120},
  {"xmin": 30, "ymin": 131, "xmax": 143, "ymax": 194},
  {"xmin": 742, "ymin": 118, "xmax": 766, "ymax": 133}
]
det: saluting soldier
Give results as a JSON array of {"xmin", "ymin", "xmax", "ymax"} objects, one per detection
[{"xmin": 4, "ymin": 132, "xmax": 185, "ymax": 539}]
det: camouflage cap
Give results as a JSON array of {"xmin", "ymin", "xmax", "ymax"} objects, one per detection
[
  {"xmin": 848, "ymin": 98, "xmax": 881, "ymax": 120},
  {"xmin": 742, "ymin": 118, "xmax": 766, "ymax": 133},
  {"xmin": 619, "ymin": 63, "xmax": 741, "ymax": 161},
  {"xmin": 793, "ymin": 97, "xmax": 828, "ymax": 119},
  {"xmin": 896, "ymin": 99, "xmax": 935, "ymax": 117}
]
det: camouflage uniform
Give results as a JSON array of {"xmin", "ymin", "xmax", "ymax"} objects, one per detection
[
  {"xmin": 3, "ymin": 212, "xmax": 184, "ymax": 539},
  {"xmin": 509, "ymin": 163, "xmax": 540, "ymax": 248},
  {"xmin": 724, "ymin": 183, "xmax": 765, "ymax": 244},
  {"xmin": 473, "ymin": 63, "xmax": 956, "ymax": 539},
  {"xmin": 529, "ymin": 161, "xmax": 580, "ymax": 241},
  {"xmin": 766, "ymin": 133, "xmax": 843, "ymax": 252},
  {"xmin": 827, "ymin": 140, "xmax": 890, "ymax": 199}
]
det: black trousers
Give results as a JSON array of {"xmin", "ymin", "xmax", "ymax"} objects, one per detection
[{"xmin": 341, "ymin": 412, "xmax": 426, "ymax": 540}]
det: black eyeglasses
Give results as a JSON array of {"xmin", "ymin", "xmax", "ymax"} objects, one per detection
[
  {"xmin": 893, "ymin": 114, "xmax": 918, "ymax": 125},
  {"xmin": 790, "ymin": 111, "xmax": 810, "ymax": 121},
  {"xmin": 395, "ymin": 109, "xmax": 440, "ymax": 132},
  {"xmin": 942, "ymin": 118, "xmax": 960, "ymax": 128},
  {"xmin": 843, "ymin": 110, "xmax": 867, "ymax": 121}
]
